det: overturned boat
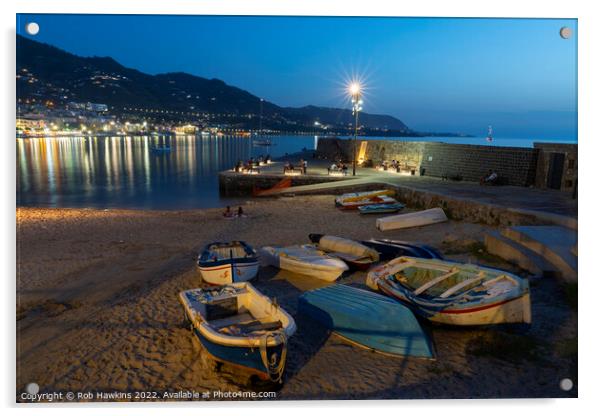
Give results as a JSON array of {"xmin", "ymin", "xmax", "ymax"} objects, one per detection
[
  {"xmin": 197, "ymin": 241, "xmax": 259, "ymax": 285},
  {"xmin": 376, "ymin": 207, "xmax": 448, "ymax": 231},
  {"xmin": 260, "ymin": 245, "xmax": 349, "ymax": 281},
  {"xmin": 308, "ymin": 234, "xmax": 379, "ymax": 270},
  {"xmin": 367, "ymin": 257, "xmax": 531, "ymax": 326},
  {"xmin": 179, "ymin": 282, "xmax": 296, "ymax": 383},
  {"xmin": 360, "ymin": 238, "xmax": 443, "ymax": 261},
  {"xmin": 298, "ymin": 284, "xmax": 434, "ymax": 358}
]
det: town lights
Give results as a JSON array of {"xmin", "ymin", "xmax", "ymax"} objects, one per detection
[{"xmin": 348, "ymin": 82, "xmax": 363, "ymax": 176}]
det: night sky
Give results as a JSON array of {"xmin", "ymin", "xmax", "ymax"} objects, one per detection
[{"xmin": 17, "ymin": 14, "xmax": 577, "ymax": 139}]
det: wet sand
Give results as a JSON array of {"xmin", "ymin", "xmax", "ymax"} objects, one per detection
[{"xmin": 16, "ymin": 196, "xmax": 577, "ymax": 400}]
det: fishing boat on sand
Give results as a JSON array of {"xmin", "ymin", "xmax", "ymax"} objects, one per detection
[
  {"xmin": 307, "ymin": 234, "xmax": 380, "ymax": 270},
  {"xmin": 335, "ymin": 189, "xmax": 397, "ymax": 210},
  {"xmin": 260, "ymin": 245, "xmax": 348, "ymax": 281},
  {"xmin": 366, "ymin": 257, "xmax": 531, "ymax": 326},
  {"xmin": 197, "ymin": 241, "xmax": 259, "ymax": 285},
  {"xmin": 179, "ymin": 283, "xmax": 296, "ymax": 383},
  {"xmin": 298, "ymin": 284, "xmax": 434, "ymax": 358},
  {"xmin": 358, "ymin": 202, "xmax": 405, "ymax": 215},
  {"xmin": 376, "ymin": 207, "xmax": 448, "ymax": 231}
]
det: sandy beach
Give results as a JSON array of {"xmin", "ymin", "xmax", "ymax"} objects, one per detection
[{"xmin": 16, "ymin": 195, "xmax": 577, "ymax": 400}]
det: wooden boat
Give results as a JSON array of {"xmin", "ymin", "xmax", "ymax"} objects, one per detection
[
  {"xmin": 337, "ymin": 195, "xmax": 399, "ymax": 210},
  {"xmin": 197, "ymin": 241, "xmax": 259, "ymax": 285},
  {"xmin": 298, "ymin": 284, "xmax": 434, "ymax": 358},
  {"xmin": 260, "ymin": 245, "xmax": 348, "ymax": 281},
  {"xmin": 358, "ymin": 202, "xmax": 405, "ymax": 215},
  {"xmin": 366, "ymin": 257, "xmax": 531, "ymax": 326},
  {"xmin": 307, "ymin": 234, "xmax": 379, "ymax": 270},
  {"xmin": 361, "ymin": 238, "xmax": 443, "ymax": 261},
  {"xmin": 179, "ymin": 283, "xmax": 296, "ymax": 383},
  {"xmin": 376, "ymin": 207, "xmax": 447, "ymax": 231}
]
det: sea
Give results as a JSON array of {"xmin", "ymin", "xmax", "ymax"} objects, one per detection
[{"xmin": 17, "ymin": 134, "xmax": 577, "ymax": 209}]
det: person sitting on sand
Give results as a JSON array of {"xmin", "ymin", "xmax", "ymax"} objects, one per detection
[
  {"xmin": 223, "ymin": 206, "xmax": 235, "ymax": 218},
  {"xmin": 237, "ymin": 206, "xmax": 245, "ymax": 217}
]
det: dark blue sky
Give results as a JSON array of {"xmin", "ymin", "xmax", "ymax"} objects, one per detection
[{"xmin": 17, "ymin": 14, "xmax": 577, "ymax": 139}]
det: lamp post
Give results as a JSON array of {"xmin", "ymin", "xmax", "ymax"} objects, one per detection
[{"xmin": 349, "ymin": 82, "xmax": 363, "ymax": 176}]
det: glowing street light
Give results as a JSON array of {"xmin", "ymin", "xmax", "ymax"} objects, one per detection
[{"xmin": 349, "ymin": 82, "xmax": 363, "ymax": 176}]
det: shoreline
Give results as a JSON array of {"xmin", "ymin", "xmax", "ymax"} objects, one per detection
[{"xmin": 16, "ymin": 197, "xmax": 577, "ymax": 400}]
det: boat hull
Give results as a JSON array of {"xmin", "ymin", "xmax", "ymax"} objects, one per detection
[
  {"xmin": 261, "ymin": 246, "xmax": 348, "ymax": 281},
  {"xmin": 379, "ymin": 283, "xmax": 531, "ymax": 326},
  {"xmin": 370, "ymin": 257, "xmax": 532, "ymax": 326},
  {"xmin": 191, "ymin": 327, "xmax": 285, "ymax": 381},
  {"xmin": 376, "ymin": 207, "xmax": 448, "ymax": 231},
  {"xmin": 298, "ymin": 284, "xmax": 434, "ymax": 358},
  {"xmin": 198, "ymin": 261, "xmax": 259, "ymax": 285},
  {"xmin": 358, "ymin": 203, "xmax": 404, "ymax": 215}
]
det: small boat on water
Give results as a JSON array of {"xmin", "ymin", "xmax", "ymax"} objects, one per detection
[
  {"xmin": 307, "ymin": 234, "xmax": 380, "ymax": 270},
  {"xmin": 298, "ymin": 284, "xmax": 434, "ymax": 358},
  {"xmin": 361, "ymin": 238, "xmax": 443, "ymax": 261},
  {"xmin": 367, "ymin": 257, "xmax": 531, "ymax": 326},
  {"xmin": 197, "ymin": 241, "xmax": 259, "ymax": 285},
  {"xmin": 260, "ymin": 245, "xmax": 348, "ymax": 281},
  {"xmin": 376, "ymin": 207, "xmax": 448, "ymax": 231},
  {"xmin": 179, "ymin": 283, "xmax": 296, "ymax": 383},
  {"xmin": 358, "ymin": 202, "xmax": 405, "ymax": 215}
]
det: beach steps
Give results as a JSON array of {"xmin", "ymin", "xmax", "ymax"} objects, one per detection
[{"xmin": 485, "ymin": 225, "xmax": 577, "ymax": 282}]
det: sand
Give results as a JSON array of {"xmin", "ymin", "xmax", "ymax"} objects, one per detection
[{"xmin": 16, "ymin": 195, "xmax": 577, "ymax": 401}]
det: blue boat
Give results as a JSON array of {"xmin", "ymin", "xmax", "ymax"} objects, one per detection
[
  {"xmin": 197, "ymin": 241, "xmax": 259, "ymax": 285},
  {"xmin": 180, "ymin": 283, "xmax": 297, "ymax": 383},
  {"xmin": 358, "ymin": 202, "xmax": 405, "ymax": 215},
  {"xmin": 298, "ymin": 284, "xmax": 434, "ymax": 358}
]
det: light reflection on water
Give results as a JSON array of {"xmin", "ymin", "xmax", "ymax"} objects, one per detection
[{"xmin": 17, "ymin": 135, "xmax": 316, "ymax": 209}]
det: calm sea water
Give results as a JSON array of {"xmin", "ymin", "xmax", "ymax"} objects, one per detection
[{"xmin": 17, "ymin": 134, "xmax": 576, "ymax": 209}]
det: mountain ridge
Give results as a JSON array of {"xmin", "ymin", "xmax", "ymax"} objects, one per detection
[{"xmin": 17, "ymin": 34, "xmax": 409, "ymax": 132}]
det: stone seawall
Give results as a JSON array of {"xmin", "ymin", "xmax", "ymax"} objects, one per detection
[
  {"xmin": 316, "ymin": 138, "xmax": 539, "ymax": 187},
  {"xmin": 421, "ymin": 142, "xmax": 539, "ymax": 186},
  {"xmin": 218, "ymin": 172, "xmax": 349, "ymax": 197}
]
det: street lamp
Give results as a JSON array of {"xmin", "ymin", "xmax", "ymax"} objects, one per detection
[{"xmin": 349, "ymin": 82, "xmax": 363, "ymax": 176}]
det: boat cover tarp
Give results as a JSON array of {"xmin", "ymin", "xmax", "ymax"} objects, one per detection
[
  {"xmin": 318, "ymin": 236, "xmax": 379, "ymax": 262},
  {"xmin": 298, "ymin": 284, "xmax": 434, "ymax": 358}
]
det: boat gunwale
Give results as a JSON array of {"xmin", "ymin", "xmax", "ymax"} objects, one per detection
[{"xmin": 179, "ymin": 283, "xmax": 296, "ymax": 348}]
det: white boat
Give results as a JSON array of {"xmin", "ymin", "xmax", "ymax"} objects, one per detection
[
  {"xmin": 197, "ymin": 241, "xmax": 259, "ymax": 285},
  {"xmin": 260, "ymin": 245, "xmax": 349, "ymax": 281},
  {"xmin": 376, "ymin": 207, "xmax": 448, "ymax": 231},
  {"xmin": 179, "ymin": 282, "xmax": 296, "ymax": 383},
  {"xmin": 366, "ymin": 256, "xmax": 531, "ymax": 326},
  {"xmin": 486, "ymin": 125, "xmax": 494, "ymax": 142}
]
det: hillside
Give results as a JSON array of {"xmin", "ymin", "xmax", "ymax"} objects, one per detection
[{"xmin": 16, "ymin": 35, "xmax": 410, "ymax": 132}]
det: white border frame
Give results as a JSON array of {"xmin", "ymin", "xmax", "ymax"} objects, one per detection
[{"xmin": 2, "ymin": 1, "xmax": 600, "ymax": 415}]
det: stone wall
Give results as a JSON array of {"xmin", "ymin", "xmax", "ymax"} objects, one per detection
[
  {"xmin": 218, "ymin": 171, "xmax": 348, "ymax": 197},
  {"xmin": 420, "ymin": 142, "xmax": 539, "ymax": 186},
  {"xmin": 533, "ymin": 143, "xmax": 578, "ymax": 193}
]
